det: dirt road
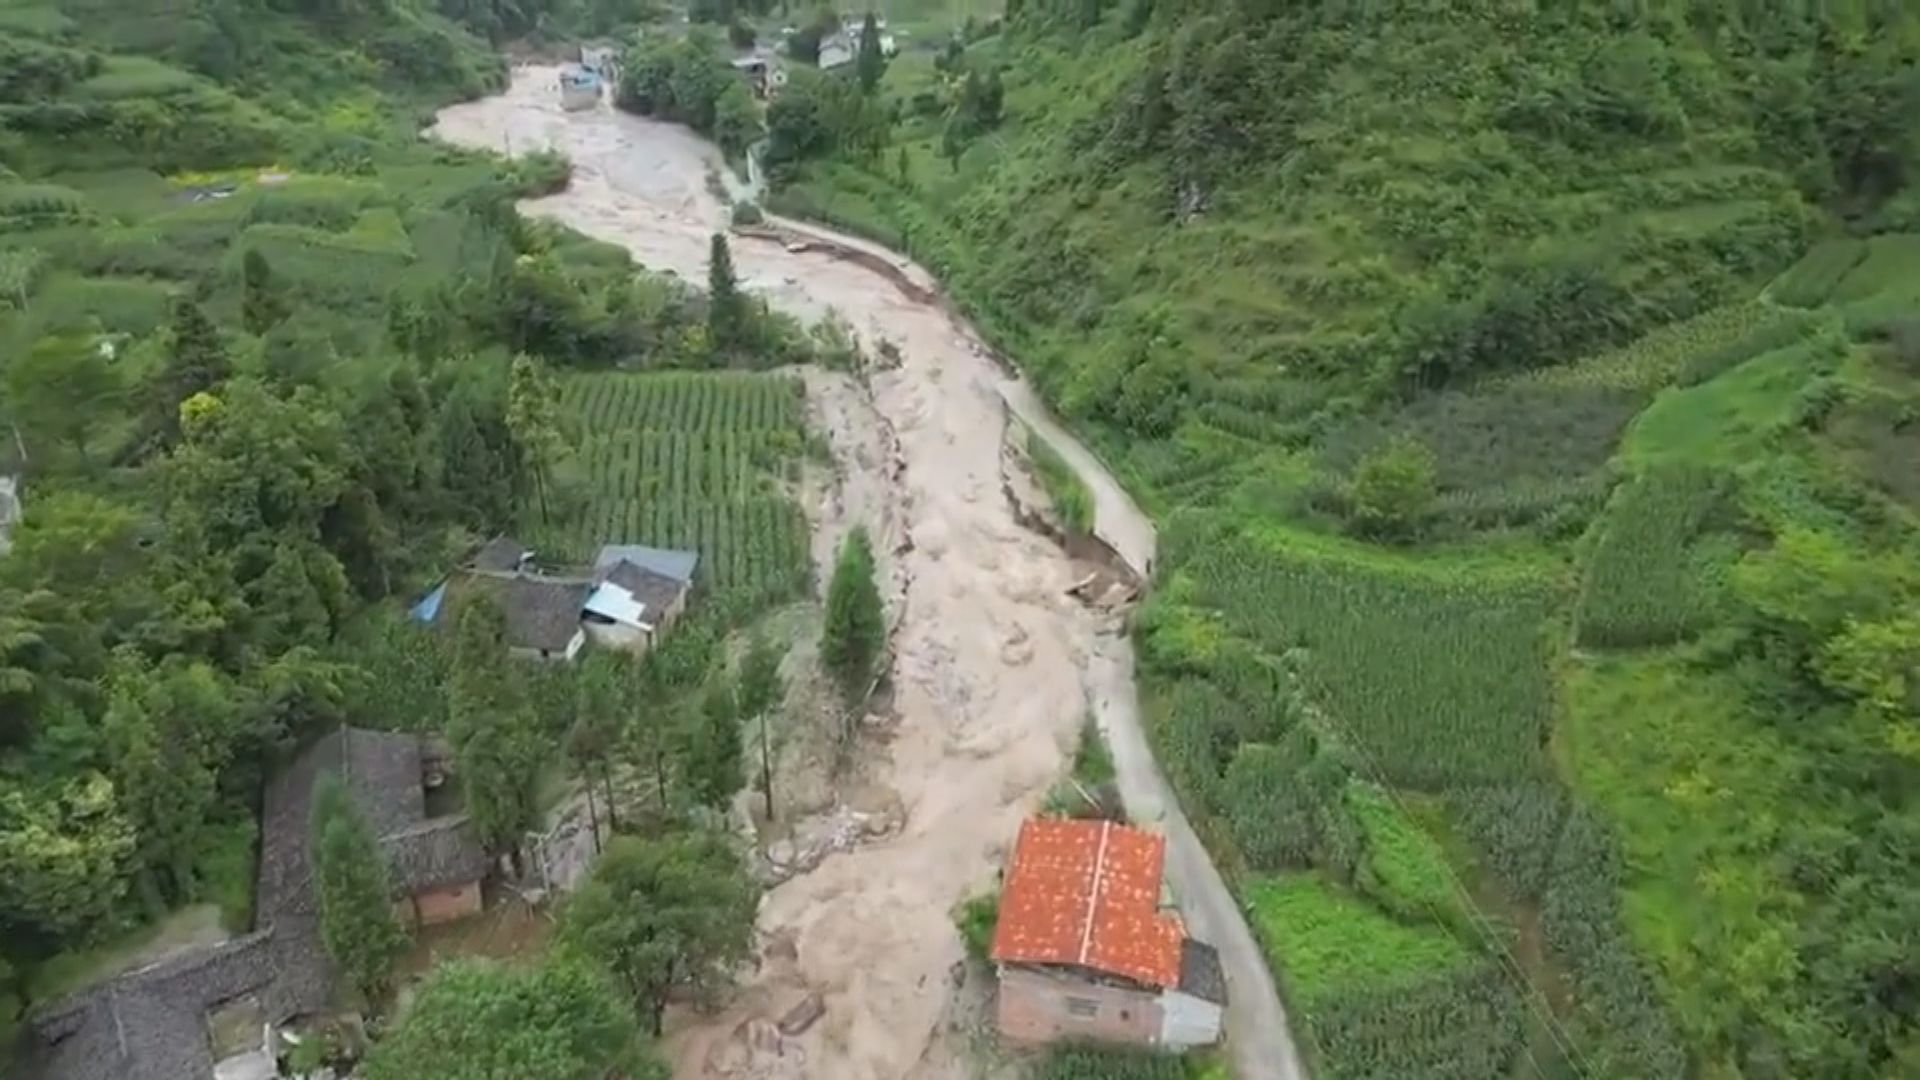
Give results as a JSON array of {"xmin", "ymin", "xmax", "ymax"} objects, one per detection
[{"xmin": 431, "ymin": 68, "xmax": 1304, "ymax": 1080}]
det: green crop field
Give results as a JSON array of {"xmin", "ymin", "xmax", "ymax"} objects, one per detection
[
  {"xmin": 1575, "ymin": 465, "xmax": 1736, "ymax": 649},
  {"xmin": 538, "ymin": 372, "xmax": 812, "ymax": 616},
  {"xmin": 1172, "ymin": 528, "xmax": 1560, "ymax": 789},
  {"xmin": 1246, "ymin": 873, "xmax": 1474, "ymax": 1006}
]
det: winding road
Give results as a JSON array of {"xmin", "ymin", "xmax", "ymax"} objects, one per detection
[{"xmin": 431, "ymin": 67, "xmax": 1305, "ymax": 1080}]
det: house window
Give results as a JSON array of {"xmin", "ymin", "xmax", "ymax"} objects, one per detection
[{"xmin": 1065, "ymin": 997, "xmax": 1100, "ymax": 1019}]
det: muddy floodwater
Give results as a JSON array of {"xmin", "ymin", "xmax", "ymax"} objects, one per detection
[{"xmin": 433, "ymin": 66, "xmax": 1302, "ymax": 1080}]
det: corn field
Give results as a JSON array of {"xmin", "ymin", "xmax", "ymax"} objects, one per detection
[
  {"xmin": 1768, "ymin": 237, "xmax": 1866, "ymax": 308},
  {"xmin": 537, "ymin": 372, "xmax": 811, "ymax": 615},
  {"xmin": 1174, "ymin": 529, "xmax": 1559, "ymax": 788},
  {"xmin": 1509, "ymin": 301, "xmax": 1817, "ymax": 395},
  {"xmin": 1576, "ymin": 464, "xmax": 1731, "ymax": 649},
  {"xmin": 1303, "ymin": 962, "xmax": 1531, "ymax": 1080}
]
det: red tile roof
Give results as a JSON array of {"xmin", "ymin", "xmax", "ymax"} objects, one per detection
[{"xmin": 990, "ymin": 818, "xmax": 1186, "ymax": 988}]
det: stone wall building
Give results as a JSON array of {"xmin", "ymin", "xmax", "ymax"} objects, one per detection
[{"xmin": 24, "ymin": 726, "xmax": 487, "ymax": 1080}]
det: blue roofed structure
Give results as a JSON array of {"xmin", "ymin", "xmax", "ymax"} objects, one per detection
[{"xmin": 409, "ymin": 580, "xmax": 448, "ymax": 623}]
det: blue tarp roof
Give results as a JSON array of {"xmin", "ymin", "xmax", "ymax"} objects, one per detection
[
  {"xmin": 595, "ymin": 544, "xmax": 698, "ymax": 584},
  {"xmin": 408, "ymin": 580, "xmax": 448, "ymax": 623}
]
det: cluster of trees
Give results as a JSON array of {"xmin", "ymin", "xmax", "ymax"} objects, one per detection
[
  {"xmin": 617, "ymin": 30, "xmax": 761, "ymax": 160},
  {"xmin": 0, "ymin": 2, "xmax": 815, "ymax": 1036},
  {"xmin": 0, "ymin": 262, "xmax": 554, "ymax": 986},
  {"xmin": 761, "ymin": 66, "xmax": 890, "ymax": 180},
  {"xmin": 361, "ymin": 828, "xmax": 756, "ymax": 1077}
]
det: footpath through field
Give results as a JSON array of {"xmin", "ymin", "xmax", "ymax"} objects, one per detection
[{"xmin": 431, "ymin": 66, "xmax": 1305, "ymax": 1080}]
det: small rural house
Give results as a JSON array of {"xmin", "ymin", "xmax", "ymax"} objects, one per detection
[
  {"xmin": 28, "ymin": 929, "xmax": 323, "ymax": 1080},
  {"xmin": 558, "ymin": 64, "xmax": 602, "ymax": 111},
  {"xmin": 991, "ymin": 818, "xmax": 1227, "ymax": 1051},
  {"xmin": 413, "ymin": 538, "xmax": 698, "ymax": 661},
  {"xmin": 579, "ymin": 41, "xmax": 620, "ymax": 82},
  {"xmin": 443, "ymin": 569, "xmax": 596, "ymax": 661},
  {"xmin": 27, "ymin": 727, "xmax": 484, "ymax": 1080},
  {"xmin": 261, "ymin": 726, "xmax": 491, "ymax": 930},
  {"xmin": 582, "ymin": 543, "xmax": 699, "ymax": 653},
  {"xmin": 818, "ymin": 16, "xmax": 898, "ymax": 70}
]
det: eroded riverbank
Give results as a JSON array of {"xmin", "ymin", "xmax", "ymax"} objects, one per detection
[{"xmin": 431, "ymin": 66, "xmax": 1302, "ymax": 1080}]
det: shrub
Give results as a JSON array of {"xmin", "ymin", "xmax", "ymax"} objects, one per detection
[
  {"xmin": 1346, "ymin": 783, "xmax": 1462, "ymax": 929},
  {"xmin": 1244, "ymin": 873, "xmax": 1474, "ymax": 1006},
  {"xmin": 954, "ymin": 890, "xmax": 997, "ymax": 963},
  {"xmin": 1345, "ymin": 436, "xmax": 1435, "ymax": 540},
  {"xmin": 512, "ymin": 149, "xmax": 572, "ymax": 197}
]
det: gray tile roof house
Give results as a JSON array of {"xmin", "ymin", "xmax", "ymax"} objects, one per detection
[
  {"xmin": 442, "ymin": 570, "xmax": 595, "ymax": 659},
  {"xmin": 603, "ymin": 560, "xmax": 690, "ymax": 618},
  {"xmin": 467, "ymin": 535, "xmax": 532, "ymax": 574},
  {"xmin": 28, "ymin": 728, "xmax": 486, "ymax": 1080},
  {"xmin": 594, "ymin": 543, "xmax": 699, "ymax": 585}
]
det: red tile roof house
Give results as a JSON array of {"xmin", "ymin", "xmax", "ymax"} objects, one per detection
[{"xmin": 990, "ymin": 818, "xmax": 1228, "ymax": 1051}]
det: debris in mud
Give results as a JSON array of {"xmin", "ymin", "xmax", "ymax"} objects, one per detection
[
  {"xmin": 1067, "ymin": 572, "xmax": 1138, "ymax": 609},
  {"xmin": 1000, "ymin": 622, "xmax": 1034, "ymax": 666},
  {"xmin": 756, "ymin": 801, "xmax": 904, "ymax": 884},
  {"xmin": 777, "ymin": 993, "xmax": 826, "ymax": 1036}
]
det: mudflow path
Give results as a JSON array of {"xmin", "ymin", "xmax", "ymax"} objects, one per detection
[{"xmin": 431, "ymin": 66, "xmax": 1304, "ymax": 1080}]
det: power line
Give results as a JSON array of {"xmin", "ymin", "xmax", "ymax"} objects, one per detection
[{"xmin": 1264, "ymin": 654, "xmax": 1601, "ymax": 1080}]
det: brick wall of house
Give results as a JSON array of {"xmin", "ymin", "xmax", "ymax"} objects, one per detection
[
  {"xmin": 412, "ymin": 881, "xmax": 484, "ymax": 926},
  {"xmin": 996, "ymin": 964, "xmax": 1162, "ymax": 1048}
]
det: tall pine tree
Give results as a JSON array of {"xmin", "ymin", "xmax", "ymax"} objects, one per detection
[
  {"xmin": 821, "ymin": 527, "xmax": 884, "ymax": 710},
  {"xmin": 855, "ymin": 13, "xmax": 886, "ymax": 94},
  {"xmin": 241, "ymin": 249, "xmax": 287, "ymax": 335},
  {"xmin": 312, "ymin": 774, "xmax": 408, "ymax": 1003},
  {"xmin": 147, "ymin": 297, "xmax": 230, "ymax": 447},
  {"xmin": 706, "ymin": 233, "xmax": 747, "ymax": 356}
]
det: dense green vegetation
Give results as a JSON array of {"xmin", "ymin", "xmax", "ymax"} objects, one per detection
[
  {"xmin": 755, "ymin": 1, "xmax": 1920, "ymax": 1076},
  {"xmin": 1027, "ymin": 1043, "xmax": 1220, "ymax": 1080},
  {"xmin": 542, "ymin": 371, "xmax": 812, "ymax": 614},
  {"xmin": 0, "ymin": 0, "xmax": 822, "ymax": 1063},
  {"xmin": 363, "ymin": 958, "xmax": 667, "ymax": 1080}
]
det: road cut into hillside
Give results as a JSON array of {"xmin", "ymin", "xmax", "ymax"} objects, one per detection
[{"xmin": 432, "ymin": 66, "xmax": 1304, "ymax": 1080}]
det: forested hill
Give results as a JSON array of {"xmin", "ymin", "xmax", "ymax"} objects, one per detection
[
  {"xmin": 0, "ymin": 0, "xmax": 819, "ymax": 1062},
  {"xmin": 941, "ymin": 2, "xmax": 1916, "ymax": 417},
  {"xmin": 764, "ymin": 1, "xmax": 1920, "ymax": 1077}
]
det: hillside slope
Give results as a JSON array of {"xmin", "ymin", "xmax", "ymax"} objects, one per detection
[{"xmin": 767, "ymin": 3, "xmax": 1920, "ymax": 1077}]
